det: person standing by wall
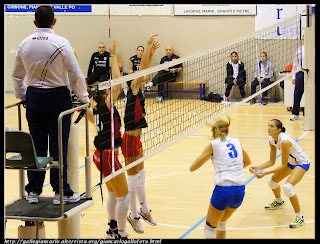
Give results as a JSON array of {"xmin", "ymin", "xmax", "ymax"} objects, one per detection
[
  {"xmin": 290, "ymin": 36, "xmax": 305, "ymax": 121},
  {"xmin": 87, "ymin": 42, "xmax": 110, "ymax": 86}
]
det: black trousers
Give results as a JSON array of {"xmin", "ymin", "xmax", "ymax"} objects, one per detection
[
  {"xmin": 25, "ymin": 86, "xmax": 74, "ymax": 196},
  {"xmin": 250, "ymin": 77, "xmax": 271, "ymax": 98},
  {"xmin": 292, "ymin": 71, "xmax": 304, "ymax": 116},
  {"xmin": 225, "ymin": 77, "xmax": 246, "ymax": 98},
  {"xmin": 151, "ymin": 70, "xmax": 177, "ymax": 97}
]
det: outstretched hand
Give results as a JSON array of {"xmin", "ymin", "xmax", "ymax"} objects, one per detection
[
  {"xmin": 148, "ymin": 34, "xmax": 158, "ymax": 43},
  {"xmin": 150, "ymin": 40, "xmax": 160, "ymax": 56},
  {"xmin": 249, "ymin": 166, "xmax": 259, "ymax": 174}
]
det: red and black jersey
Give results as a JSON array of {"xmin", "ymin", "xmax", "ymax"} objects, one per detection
[
  {"xmin": 93, "ymin": 103, "xmax": 122, "ymax": 150},
  {"xmin": 124, "ymin": 88, "xmax": 147, "ymax": 131},
  {"xmin": 130, "ymin": 55, "xmax": 141, "ymax": 72}
]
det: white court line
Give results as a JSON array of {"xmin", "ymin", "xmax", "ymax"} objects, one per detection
[{"xmin": 156, "ymin": 220, "xmax": 315, "ymax": 230}]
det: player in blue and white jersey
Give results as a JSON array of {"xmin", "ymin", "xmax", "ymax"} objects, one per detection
[
  {"xmin": 190, "ymin": 115, "xmax": 251, "ymax": 239},
  {"xmin": 250, "ymin": 119, "xmax": 310, "ymax": 228}
]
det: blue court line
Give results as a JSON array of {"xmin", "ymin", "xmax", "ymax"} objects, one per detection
[{"xmin": 178, "ymin": 136, "xmax": 304, "ymax": 239}]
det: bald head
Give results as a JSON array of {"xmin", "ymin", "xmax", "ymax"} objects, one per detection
[
  {"xmin": 165, "ymin": 45, "xmax": 174, "ymax": 57},
  {"xmin": 98, "ymin": 42, "xmax": 106, "ymax": 55}
]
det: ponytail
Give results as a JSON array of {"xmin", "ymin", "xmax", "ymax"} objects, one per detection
[{"xmin": 207, "ymin": 115, "xmax": 231, "ymax": 141}]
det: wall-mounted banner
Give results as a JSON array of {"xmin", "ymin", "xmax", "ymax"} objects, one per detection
[
  {"xmin": 5, "ymin": 4, "xmax": 92, "ymax": 13},
  {"xmin": 173, "ymin": 4, "xmax": 256, "ymax": 16},
  {"xmin": 255, "ymin": 4, "xmax": 306, "ymax": 39}
]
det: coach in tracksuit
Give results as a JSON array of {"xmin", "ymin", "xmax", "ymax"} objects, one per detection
[
  {"xmin": 86, "ymin": 42, "xmax": 110, "ymax": 86},
  {"xmin": 11, "ymin": 5, "xmax": 90, "ymax": 204}
]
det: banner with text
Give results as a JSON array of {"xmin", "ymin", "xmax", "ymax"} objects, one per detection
[
  {"xmin": 173, "ymin": 4, "xmax": 256, "ymax": 16},
  {"xmin": 5, "ymin": 4, "xmax": 92, "ymax": 13}
]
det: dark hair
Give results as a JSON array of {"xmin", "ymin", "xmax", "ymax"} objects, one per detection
[
  {"xmin": 270, "ymin": 119, "xmax": 286, "ymax": 132},
  {"xmin": 137, "ymin": 46, "xmax": 144, "ymax": 50},
  {"xmin": 93, "ymin": 89, "xmax": 107, "ymax": 104},
  {"xmin": 230, "ymin": 51, "xmax": 238, "ymax": 57},
  {"xmin": 35, "ymin": 5, "xmax": 54, "ymax": 28}
]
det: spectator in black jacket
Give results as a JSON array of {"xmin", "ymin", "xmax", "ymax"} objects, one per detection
[
  {"xmin": 224, "ymin": 52, "xmax": 246, "ymax": 101},
  {"xmin": 144, "ymin": 45, "xmax": 183, "ymax": 103},
  {"xmin": 87, "ymin": 42, "xmax": 110, "ymax": 86}
]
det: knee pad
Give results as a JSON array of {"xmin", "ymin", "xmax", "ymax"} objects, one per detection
[
  {"xmin": 216, "ymin": 221, "xmax": 227, "ymax": 231},
  {"xmin": 204, "ymin": 222, "xmax": 216, "ymax": 239},
  {"xmin": 268, "ymin": 178, "xmax": 280, "ymax": 189},
  {"xmin": 116, "ymin": 194, "xmax": 130, "ymax": 215},
  {"xmin": 283, "ymin": 182, "xmax": 295, "ymax": 198},
  {"xmin": 127, "ymin": 174, "xmax": 140, "ymax": 192},
  {"xmin": 138, "ymin": 168, "xmax": 146, "ymax": 187}
]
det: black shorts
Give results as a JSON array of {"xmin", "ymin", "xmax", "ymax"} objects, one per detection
[{"xmin": 87, "ymin": 72, "xmax": 109, "ymax": 86}]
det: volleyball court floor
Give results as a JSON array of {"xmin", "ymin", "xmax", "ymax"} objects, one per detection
[{"xmin": 4, "ymin": 93, "xmax": 315, "ymax": 239}]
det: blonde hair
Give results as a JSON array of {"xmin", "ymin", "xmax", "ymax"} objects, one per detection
[{"xmin": 207, "ymin": 115, "xmax": 231, "ymax": 141}]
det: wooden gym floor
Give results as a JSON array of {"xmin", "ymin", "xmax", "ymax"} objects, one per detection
[{"xmin": 4, "ymin": 93, "xmax": 315, "ymax": 239}]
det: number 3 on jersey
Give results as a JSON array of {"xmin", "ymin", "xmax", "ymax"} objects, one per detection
[{"xmin": 226, "ymin": 143, "xmax": 238, "ymax": 158}]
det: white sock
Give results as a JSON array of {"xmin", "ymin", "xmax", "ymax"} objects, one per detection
[
  {"xmin": 107, "ymin": 191, "xmax": 117, "ymax": 222},
  {"xmin": 275, "ymin": 198, "xmax": 282, "ymax": 203},
  {"xmin": 116, "ymin": 194, "xmax": 129, "ymax": 237},
  {"xmin": 137, "ymin": 169, "xmax": 150, "ymax": 213},
  {"xmin": 295, "ymin": 212, "xmax": 302, "ymax": 218},
  {"xmin": 127, "ymin": 174, "xmax": 139, "ymax": 218}
]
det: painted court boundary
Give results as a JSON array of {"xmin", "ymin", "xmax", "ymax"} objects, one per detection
[{"xmin": 178, "ymin": 130, "xmax": 311, "ymax": 239}]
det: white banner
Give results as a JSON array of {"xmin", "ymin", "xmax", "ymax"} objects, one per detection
[
  {"xmin": 255, "ymin": 4, "xmax": 306, "ymax": 39},
  {"xmin": 173, "ymin": 4, "xmax": 256, "ymax": 16}
]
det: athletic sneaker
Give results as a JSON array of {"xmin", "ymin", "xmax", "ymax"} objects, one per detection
[
  {"xmin": 26, "ymin": 192, "xmax": 39, "ymax": 204},
  {"xmin": 127, "ymin": 213, "xmax": 144, "ymax": 233},
  {"xmin": 144, "ymin": 83, "xmax": 151, "ymax": 91},
  {"xmin": 105, "ymin": 228, "xmax": 118, "ymax": 239},
  {"xmin": 265, "ymin": 199, "xmax": 285, "ymax": 210},
  {"xmin": 115, "ymin": 233, "xmax": 129, "ymax": 240},
  {"xmin": 53, "ymin": 193, "xmax": 81, "ymax": 205},
  {"xmin": 289, "ymin": 216, "xmax": 305, "ymax": 228},
  {"xmin": 138, "ymin": 208, "xmax": 157, "ymax": 226},
  {"xmin": 155, "ymin": 96, "xmax": 163, "ymax": 104},
  {"xmin": 105, "ymin": 220, "xmax": 118, "ymax": 239},
  {"xmin": 290, "ymin": 115, "xmax": 299, "ymax": 121}
]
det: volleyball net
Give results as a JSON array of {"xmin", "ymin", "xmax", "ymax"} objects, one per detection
[{"xmin": 93, "ymin": 12, "xmax": 305, "ymax": 185}]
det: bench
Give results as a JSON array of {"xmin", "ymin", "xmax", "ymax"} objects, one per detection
[{"xmin": 146, "ymin": 80, "xmax": 208, "ymax": 100}]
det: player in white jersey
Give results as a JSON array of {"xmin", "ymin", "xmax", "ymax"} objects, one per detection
[
  {"xmin": 249, "ymin": 119, "xmax": 310, "ymax": 228},
  {"xmin": 190, "ymin": 115, "xmax": 251, "ymax": 239}
]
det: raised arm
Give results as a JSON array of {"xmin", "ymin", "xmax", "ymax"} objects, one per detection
[
  {"xmin": 131, "ymin": 34, "xmax": 158, "ymax": 95},
  {"xmin": 106, "ymin": 40, "xmax": 123, "ymax": 110}
]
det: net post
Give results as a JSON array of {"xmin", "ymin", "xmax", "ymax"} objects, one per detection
[{"xmin": 303, "ymin": 9, "xmax": 315, "ymax": 131}]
